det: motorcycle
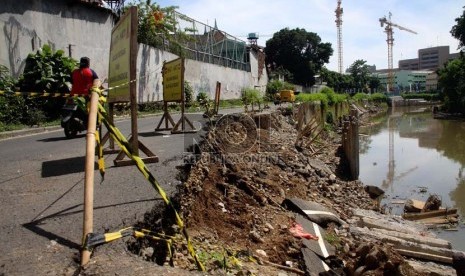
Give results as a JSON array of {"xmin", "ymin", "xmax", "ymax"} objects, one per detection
[{"xmin": 60, "ymin": 97, "xmax": 88, "ymax": 138}]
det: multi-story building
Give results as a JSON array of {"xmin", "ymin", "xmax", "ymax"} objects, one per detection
[
  {"xmin": 398, "ymin": 46, "xmax": 459, "ymax": 71},
  {"xmin": 425, "ymin": 72, "xmax": 438, "ymax": 92},
  {"xmin": 399, "ymin": 58, "xmax": 419, "ymax": 70},
  {"xmin": 373, "ymin": 70, "xmax": 431, "ymax": 93}
]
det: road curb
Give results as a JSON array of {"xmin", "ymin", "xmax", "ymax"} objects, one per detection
[
  {"xmin": 0, "ymin": 125, "xmax": 62, "ymax": 140},
  {"xmin": 0, "ymin": 107, "xmax": 245, "ymax": 140}
]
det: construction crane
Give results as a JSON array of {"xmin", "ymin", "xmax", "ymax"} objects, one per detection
[
  {"xmin": 335, "ymin": 0, "xmax": 343, "ymax": 74},
  {"xmin": 379, "ymin": 12, "xmax": 417, "ymax": 92}
]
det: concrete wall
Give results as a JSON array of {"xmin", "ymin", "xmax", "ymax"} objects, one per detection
[
  {"xmin": 136, "ymin": 44, "xmax": 268, "ymax": 103},
  {"xmin": 0, "ymin": 0, "xmax": 114, "ymax": 78},
  {"xmin": 1, "ymin": 0, "xmax": 268, "ymax": 102}
]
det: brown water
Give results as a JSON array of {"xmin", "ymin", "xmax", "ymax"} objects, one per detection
[{"xmin": 359, "ymin": 106, "xmax": 465, "ymax": 251}]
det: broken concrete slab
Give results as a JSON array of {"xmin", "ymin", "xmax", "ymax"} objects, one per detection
[
  {"xmin": 406, "ymin": 260, "xmax": 457, "ymax": 276},
  {"xmin": 350, "ymin": 226, "xmax": 464, "ymax": 264},
  {"xmin": 307, "ymin": 158, "xmax": 333, "ymax": 177},
  {"xmin": 295, "ymin": 214, "xmax": 336, "ymax": 258},
  {"xmin": 350, "ymin": 226, "xmax": 451, "ymax": 249},
  {"xmin": 397, "ymin": 249, "xmax": 452, "ymax": 264},
  {"xmin": 283, "ymin": 197, "xmax": 344, "ymax": 227},
  {"xmin": 352, "ymin": 208, "xmax": 430, "ymax": 235},
  {"xmin": 294, "ymin": 213, "xmax": 336, "ymax": 276}
]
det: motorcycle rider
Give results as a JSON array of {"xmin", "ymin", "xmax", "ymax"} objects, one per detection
[
  {"xmin": 62, "ymin": 57, "xmax": 100, "ymax": 138},
  {"xmin": 71, "ymin": 56, "xmax": 100, "ymax": 97}
]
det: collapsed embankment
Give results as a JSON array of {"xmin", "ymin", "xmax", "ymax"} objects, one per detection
[{"xmin": 84, "ymin": 103, "xmax": 461, "ymax": 275}]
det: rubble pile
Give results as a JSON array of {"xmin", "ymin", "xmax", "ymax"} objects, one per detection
[
  {"xmin": 126, "ymin": 109, "xmax": 459, "ymax": 275},
  {"xmin": 175, "ymin": 111, "xmax": 380, "ymax": 273}
]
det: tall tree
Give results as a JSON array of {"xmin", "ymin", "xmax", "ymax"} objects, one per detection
[
  {"xmin": 347, "ymin": 59, "xmax": 370, "ymax": 92},
  {"xmin": 451, "ymin": 6, "xmax": 465, "ymax": 50},
  {"xmin": 320, "ymin": 67, "xmax": 354, "ymax": 93},
  {"xmin": 265, "ymin": 28, "xmax": 333, "ymax": 87},
  {"xmin": 438, "ymin": 57, "xmax": 465, "ymax": 114},
  {"xmin": 438, "ymin": 7, "xmax": 465, "ymax": 114}
]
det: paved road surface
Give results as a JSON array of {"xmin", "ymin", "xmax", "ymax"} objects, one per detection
[{"xmin": 0, "ymin": 109, "xmax": 243, "ymax": 275}]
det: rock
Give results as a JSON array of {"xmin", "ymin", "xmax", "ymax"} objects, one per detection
[
  {"xmin": 255, "ymin": 249, "xmax": 267, "ymax": 258},
  {"xmin": 384, "ymin": 260, "xmax": 396, "ymax": 271},
  {"xmin": 249, "ymin": 231, "xmax": 264, "ymax": 243},
  {"xmin": 365, "ymin": 248, "xmax": 386, "ymax": 270},
  {"xmin": 295, "ymin": 168, "xmax": 310, "ymax": 177},
  {"xmin": 364, "ymin": 185, "xmax": 385, "ymax": 199},
  {"xmin": 356, "ymin": 244, "xmax": 371, "ymax": 258},
  {"xmin": 140, "ymin": 247, "xmax": 154, "ymax": 260},
  {"xmin": 423, "ymin": 194, "xmax": 442, "ymax": 212},
  {"xmin": 354, "ymin": 265, "xmax": 366, "ymax": 276},
  {"xmin": 265, "ymin": 222, "xmax": 275, "ymax": 231},
  {"xmin": 453, "ymin": 251, "xmax": 465, "ymax": 276}
]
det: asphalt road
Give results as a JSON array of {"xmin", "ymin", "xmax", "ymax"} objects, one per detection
[{"xmin": 0, "ymin": 109, "xmax": 242, "ymax": 275}]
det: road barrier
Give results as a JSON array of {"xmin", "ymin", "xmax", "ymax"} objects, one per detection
[
  {"xmin": 94, "ymin": 91, "xmax": 205, "ymax": 271},
  {"xmin": 0, "ymin": 88, "xmax": 205, "ymax": 271}
]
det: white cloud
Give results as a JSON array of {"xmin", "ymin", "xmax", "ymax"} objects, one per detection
[{"xmin": 158, "ymin": 0, "xmax": 462, "ymax": 72}]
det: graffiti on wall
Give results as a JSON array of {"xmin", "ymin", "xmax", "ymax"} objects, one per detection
[{"xmin": 3, "ymin": 16, "xmax": 55, "ymax": 78}]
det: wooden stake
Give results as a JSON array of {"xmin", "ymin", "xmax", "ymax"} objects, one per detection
[{"xmin": 81, "ymin": 91, "xmax": 99, "ymax": 266}]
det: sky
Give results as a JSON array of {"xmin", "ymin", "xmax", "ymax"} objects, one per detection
[{"xmin": 154, "ymin": 0, "xmax": 463, "ymax": 72}]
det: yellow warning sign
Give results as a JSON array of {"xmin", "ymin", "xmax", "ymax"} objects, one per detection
[{"xmin": 163, "ymin": 58, "xmax": 184, "ymax": 102}]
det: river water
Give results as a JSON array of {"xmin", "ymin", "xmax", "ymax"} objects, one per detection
[{"xmin": 359, "ymin": 106, "xmax": 465, "ymax": 251}]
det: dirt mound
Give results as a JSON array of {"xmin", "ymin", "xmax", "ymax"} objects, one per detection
[{"xmin": 171, "ymin": 111, "xmax": 378, "ymax": 273}]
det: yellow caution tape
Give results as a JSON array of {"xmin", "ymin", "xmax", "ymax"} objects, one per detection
[
  {"xmin": 95, "ymin": 127, "xmax": 105, "ymax": 179},
  {"xmin": 96, "ymin": 103, "xmax": 205, "ymax": 271},
  {"xmin": 90, "ymin": 88, "xmax": 106, "ymax": 179},
  {"xmin": 2, "ymin": 86, "xmax": 203, "ymax": 269},
  {"xmin": 0, "ymin": 90, "xmax": 72, "ymax": 97},
  {"xmin": 84, "ymin": 227, "xmax": 175, "ymax": 265}
]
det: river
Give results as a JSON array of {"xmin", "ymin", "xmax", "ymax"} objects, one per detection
[{"xmin": 359, "ymin": 105, "xmax": 465, "ymax": 251}]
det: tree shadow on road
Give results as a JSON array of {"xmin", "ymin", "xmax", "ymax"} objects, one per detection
[{"xmin": 37, "ymin": 134, "xmax": 85, "ymax": 142}]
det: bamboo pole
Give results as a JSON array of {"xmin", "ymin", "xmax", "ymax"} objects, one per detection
[{"xmin": 81, "ymin": 90, "xmax": 99, "ymax": 266}]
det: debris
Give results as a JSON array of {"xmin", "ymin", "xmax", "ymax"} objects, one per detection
[
  {"xmin": 419, "ymin": 187, "xmax": 428, "ymax": 193},
  {"xmin": 283, "ymin": 198, "xmax": 344, "ymax": 227},
  {"xmin": 404, "ymin": 199, "xmax": 425, "ymax": 213},
  {"xmin": 289, "ymin": 223, "xmax": 319, "ymax": 241},
  {"xmin": 403, "ymin": 208, "xmax": 458, "ymax": 221},
  {"xmin": 350, "ymin": 226, "xmax": 451, "ymax": 249}
]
